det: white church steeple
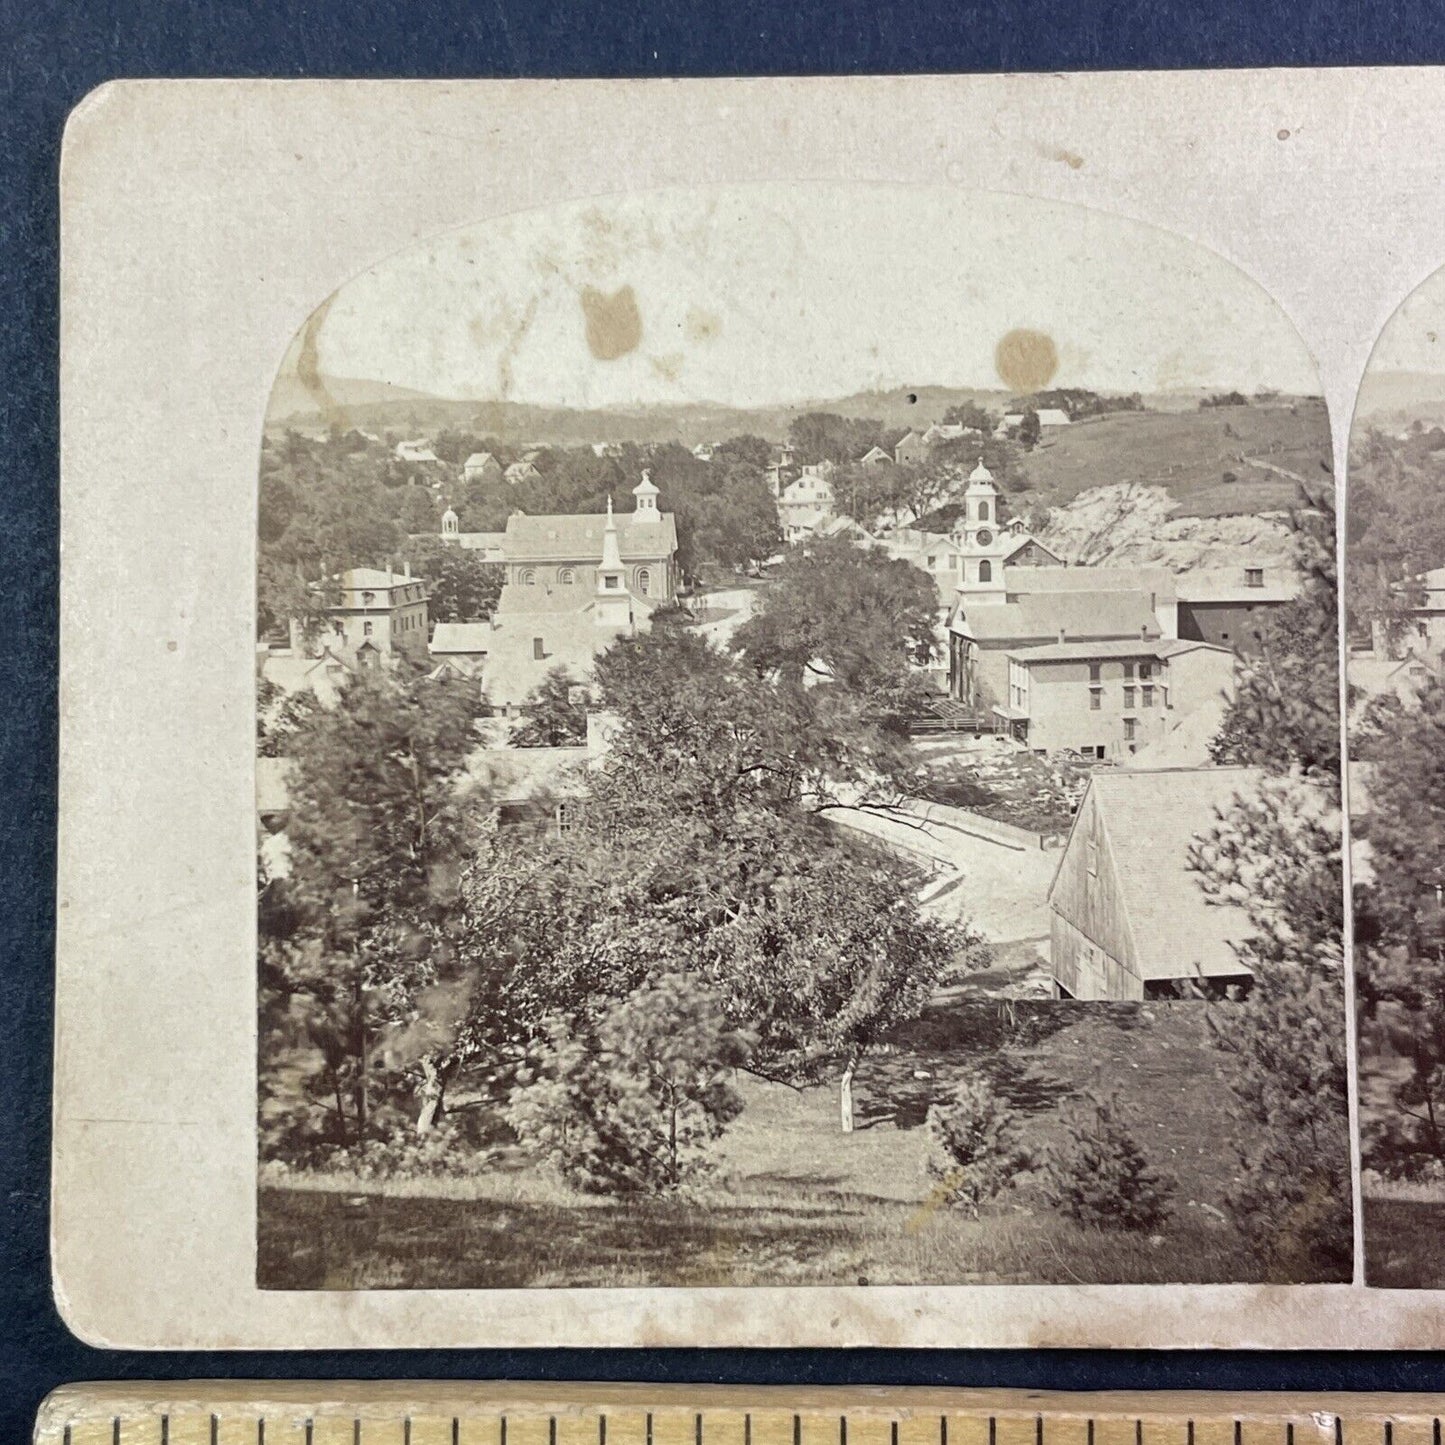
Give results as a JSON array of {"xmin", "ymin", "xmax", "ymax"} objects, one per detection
[
  {"xmin": 594, "ymin": 496, "xmax": 632, "ymax": 627},
  {"xmin": 953, "ymin": 459, "xmax": 1008, "ymax": 604}
]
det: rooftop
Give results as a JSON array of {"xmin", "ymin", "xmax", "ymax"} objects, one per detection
[
  {"xmin": 429, "ymin": 622, "xmax": 493, "ymax": 654},
  {"xmin": 956, "ymin": 590, "xmax": 1162, "ymax": 644},
  {"xmin": 504, "ymin": 509, "xmax": 678, "ymax": 562},
  {"xmin": 1007, "ymin": 638, "xmax": 1176, "ymax": 664},
  {"xmin": 1175, "ymin": 567, "xmax": 1299, "ymax": 604},
  {"xmin": 1001, "ymin": 563, "xmax": 1177, "ymax": 600},
  {"xmin": 1060, "ymin": 766, "xmax": 1263, "ymax": 982},
  {"xmin": 484, "ymin": 612, "xmax": 633, "ymax": 709}
]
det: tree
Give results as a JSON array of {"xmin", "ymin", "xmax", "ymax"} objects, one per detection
[
  {"xmin": 259, "ymin": 670, "xmax": 485, "ymax": 1154},
  {"xmin": 512, "ymin": 665, "xmax": 589, "ymax": 747},
  {"xmin": 942, "ymin": 400, "xmax": 994, "ymax": 431},
  {"xmin": 734, "ymin": 537, "xmax": 939, "ymax": 712},
  {"xmin": 402, "ymin": 536, "xmax": 505, "ymax": 623},
  {"xmin": 1042, "ymin": 1089, "xmax": 1176, "ymax": 1232},
  {"xmin": 1187, "ymin": 770, "xmax": 1351, "ymax": 1278},
  {"xmin": 1016, "ymin": 408, "xmax": 1042, "ymax": 449},
  {"xmin": 925, "ymin": 1073, "xmax": 1027, "ymax": 1215},
  {"xmin": 506, "ymin": 974, "xmax": 752, "ymax": 1194},
  {"xmin": 1209, "ymin": 487, "xmax": 1341, "ymax": 794},
  {"xmin": 787, "ymin": 412, "xmax": 883, "ymax": 465}
]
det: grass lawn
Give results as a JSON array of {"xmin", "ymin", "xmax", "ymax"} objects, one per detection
[
  {"xmin": 1364, "ymin": 1196, "xmax": 1445, "ymax": 1287},
  {"xmin": 1021, "ymin": 403, "xmax": 1330, "ymax": 517},
  {"xmin": 259, "ymin": 997, "xmax": 1341, "ymax": 1290}
]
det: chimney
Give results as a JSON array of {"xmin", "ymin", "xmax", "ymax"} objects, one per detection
[
  {"xmin": 1141, "ymin": 624, "xmax": 1149, "ymax": 639},
  {"xmin": 1057, "ymin": 627, "xmax": 1066, "ymax": 643},
  {"xmin": 403, "ymin": 559, "xmax": 412, "ymax": 580}
]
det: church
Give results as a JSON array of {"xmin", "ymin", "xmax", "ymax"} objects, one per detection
[{"xmin": 481, "ymin": 472, "xmax": 680, "ymax": 714}]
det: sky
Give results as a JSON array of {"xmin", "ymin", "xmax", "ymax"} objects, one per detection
[
  {"xmin": 1365, "ymin": 262, "xmax": 1445, "ymax": 375},
  {"xmin": 277, "ymin": 183, "xmax": 1323, "ymax": 411}
]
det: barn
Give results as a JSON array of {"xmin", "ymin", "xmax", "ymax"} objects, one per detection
[{"xmin": 1047, "ymin": 766, "xmax": 1259, "ymax": 1000}]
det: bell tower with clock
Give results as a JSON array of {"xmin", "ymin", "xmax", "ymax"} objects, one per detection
[{"xmin": 954, "ymin": 459, "xmax": 1010, "ymax": 603}]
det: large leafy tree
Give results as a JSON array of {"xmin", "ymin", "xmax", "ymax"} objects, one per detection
[
  {"xmin": 259, "ymin": 669, "xmax": 485, "ymax": 1153},
  {"xmin": 734, "ymin": 537, "xmax": 940, "ymax": 716},
  {"xmin": 512, "ymin": 665, "xmax": 589, "ymax": 748},
  {"xmin": 402, "ymin": 535, "xmax": 505, "ymax": 624}
]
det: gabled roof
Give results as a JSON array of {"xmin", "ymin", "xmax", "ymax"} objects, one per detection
[
  {"xmin": 955, "ymin": 590, "xmax": 1161, "ymax": 643},
  {"xmin": 429, "ymin": 622, "xmax": 493, "ymax": 654},
  {"xmin": 1052, "ymin": 767, "xmax": 1261, "ymax": 981},
  {"xmin": 483, "ymin": 614, "xmax": 632, "ymax": 709},
  {"xmin": 333, "ymin": 567, "xmax": 419, "ymax": 591},
  {"xmin": 464, "ymin": 451, "xmax": 499, "ymax": 468},
  {"xmin": 1002, "ymin": 535, "xmax": 1064, "ymax": 564},
  {"xmin": 503, "ymin": 510, "xmax": 678, "ymax": 562},
  {"xmin": 1002, "ymin": 564, "xmax": 1177, "ymax": 600},
  {"xmin": 1036, "ymin": 408, "xmax": 1071, "ymax": 426}
]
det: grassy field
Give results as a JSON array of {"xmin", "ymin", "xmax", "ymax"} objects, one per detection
[
  {"xmin": 258, "ymin": 998, "xmax": 1333, "ymax": 1290},
  {"xmin": 1020, "ymin": 402, "xmax": 1330, "ymax": 517},
  {"xmin": 1365, "ymin": 1196, "xmax": 1445, "ymax": 1287}
]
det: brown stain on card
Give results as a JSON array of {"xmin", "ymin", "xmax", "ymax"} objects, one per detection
[
  {"xmin": 581, "ymin": 284, "xmax": 642, "ymax": 360},
  {"xmin": 295, "ymin": 294, "xmax": 345, "ymax": 428},
  {"xmin": 995, "ymin": 328, "xmax": 1059, "ymax": 392}
]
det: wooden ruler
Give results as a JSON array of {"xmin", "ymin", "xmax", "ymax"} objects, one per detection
[{"xmin": 33, "ymin": 1387, "xmax": 1445, "ymax": 1445}]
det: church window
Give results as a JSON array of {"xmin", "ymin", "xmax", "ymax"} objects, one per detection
[
  {"xmin": 979, "ymin": 500, "xmax": 991, "ymax": 522},
  {"xmin": 521, "ymin": 569, "xmax": 536, "ymax": 586},
  {"xmin": 978, "ymin": 560, "xmax": 992, "ymax": 582},
  {"xmin": 637, "ymin": 568, "xmax": 651, "ymax": 596},
  {"xmin": 559, "ymin": 567, "xmax": 575, "ymax": 584},
  {"xmin": 605, "ymin": 575, "xmax": 620, "ymax": 590}
]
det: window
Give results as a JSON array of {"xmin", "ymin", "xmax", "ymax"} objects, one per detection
[
  {"xmin": 1122, "ymin": 686, "xmax": 1135, "ymax": 708},
  {"xmin": 927, "ymin": 556, "xmax": 937, "ymax": 569},
  {"xmin": 1142, "ymin": 685, "xmax": 1154, "ymax": 707},
  {"xmin": 532, "ymin": 637, "xmax": 545, "ymax": 660},
  {"xmin": 605, "ymin": 575, "xmax": 620, "ymax": 590},
  {"xmin": 363, "ymin": 621, "xmax": 373, "ymax": 637},
  {"xmin": 332, "ymin": 620, "xmax": 344, "ymax": 636},
  {"xmin": 1220, "ymin": 631, "xmax": 1230, "ymax": 641},
  {"xmin": 1123, "ymin": 661, "xmax": 1135, "ymax": 680},
  {"xmin": 1419, "ymin": 621, "xmax": 1430, "ymax": 639},
  {"xmin": 361, "ymin": 591, "xmax": 375, "ymax": 606},
  {"xmin": 1139, "ymin": 662, "xmax": 1153, "ymax": 681},
  {"xmin": 1123, "ymin": 717, "xmax": 1136, "ymax": 742},
  {"xmin": 1089, "ymin": 687, "xmax": 1101, "ymax": 711},
  {"xmin": 1088, "ymin": 662, "xmax": 1101, "ymax": 682},
  {"xmin": 978, "ymin": 560, "xmax": 992, "ymax": 582},
  {"xmin": 1245, "ymin": 567, "xmax": 1264, "ymax": 588},
  {"xmin": 559, "ymin": 567, "xmax": 575, "ymax": 585},
  {"xmin": 521, "ymin": 569, "xmax": 536, "ymax": 586},
  {"xmin": 979, "ymin": 500, "xmax": 991, "ymax": 522},
  {"xmin": 637, "ymin": 568, "xmax": 652, "ymax": 596}
]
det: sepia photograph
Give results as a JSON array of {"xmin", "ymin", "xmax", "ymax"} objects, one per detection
[
  {"xmin": 250, "ymin": 185, "xmax": 1350, "ymax": 1291},
  {"xmin": 1347, "ymin": 264, "xmax": 1445, "ymax": 1286}
]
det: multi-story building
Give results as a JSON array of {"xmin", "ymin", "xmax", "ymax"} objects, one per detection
[
  {"xmin": 293, "ymin": 565, "xmax": 430, "ymax": 663},
  {"xmin": 998, "ymin": 637, "xmax": 1235, "ymax": 759}
]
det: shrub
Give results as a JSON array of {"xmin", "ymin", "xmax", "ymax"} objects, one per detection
[
  {"xmin": 1042, "ymin": 1089, "xmax": 1176, "ymax": 1232},
  {"xmin": 506, "ymin": 973, "xmax": 751, "ymax": 1194},
  {"xmin": 924, "ymin": 1074, "xmax": 1027, "ymax": 1216}
]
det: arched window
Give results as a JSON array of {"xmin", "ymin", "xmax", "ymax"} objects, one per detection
[
  {"xmin": 637, "ymin": 567, "xmax": 652, "ymax": 596},
  {"xmin": 558, "ymin": 567, "xmax": 575, "ymax": 585},
  {"xmin": 978, "ymin": 500, "xmax": 991, "ymax": 522},
  {"xmin": 978, "ymin": 559, "xmax": 992, "ymax": 582},
  {"xmin": 521, "ymin": 568, "xmax": 536, "ymax": 586}
]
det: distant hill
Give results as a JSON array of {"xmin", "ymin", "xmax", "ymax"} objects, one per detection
[
  {"xmin": 1017, "ymin": 400, "xmax": 1331, "ymax": 518},
  {"xmin": 265, "ymin": 372, "xmax": 1240, "ymax": 449},
  {"xmin": 1354, "ymin": 369, "xmax": 1445, "ymax": 433}
]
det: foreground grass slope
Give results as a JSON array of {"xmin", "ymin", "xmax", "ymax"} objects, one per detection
[{"xmin": 259, "ymin": 1000, "xmax": 1336, "ymax": 1289}]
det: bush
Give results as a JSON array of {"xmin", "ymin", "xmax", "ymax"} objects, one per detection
[
  {"xmin": 506, "ymin": 973, "xmax": 752, "ymax": 1194},
  {"xmin": 924, "ymin": 1074, "xmax": 1027, "ymax": 1216},
  {"xmin": 1042, "ymin": 1089, "xmax": 1176, "ymax": 1232}
]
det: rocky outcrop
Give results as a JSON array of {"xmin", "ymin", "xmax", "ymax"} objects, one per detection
[{"xmin": 1038, "ymin": 482, "xmax": 1296, "ymax": 571}]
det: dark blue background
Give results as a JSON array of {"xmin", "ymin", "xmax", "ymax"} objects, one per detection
[{"xmin": 8, "ymin": 4, "xmax": 1445, "ymax": 1443}]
